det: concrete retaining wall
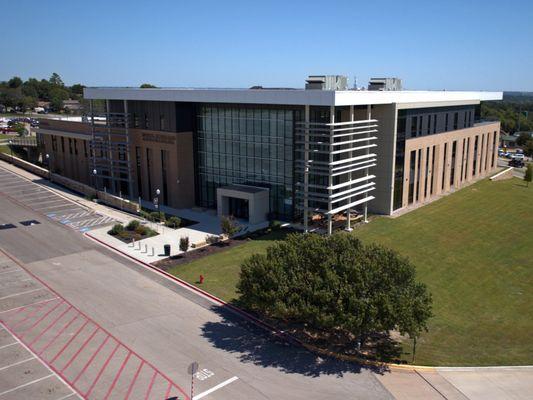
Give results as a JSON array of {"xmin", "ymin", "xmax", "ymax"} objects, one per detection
[
  {"xmin": 490, "ymin": 167, "xmax": 514, "ymax": 181},
  {"xmin": 0, "ymin": 152, "xmax": 139, "ymax": 214}
]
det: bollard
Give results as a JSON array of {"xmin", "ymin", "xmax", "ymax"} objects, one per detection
[
  {"xmin": 144, "ymin": 244, "xmax": 148, "ymax": 253},
  {"xmin": 130, "ymin": 238, "xmax": 135, "ymax": 248},
  {"xmin": 150, "ymin": 247, "xmax": 154, "ymax": 256}
]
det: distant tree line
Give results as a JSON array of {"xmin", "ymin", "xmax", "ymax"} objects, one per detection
[
  {"xmin": 0, "ymin": 73, "xmax": 85, "ymax": 113},
  {"xmin": 481, "ymin": 93, "xmax": 533, "ymax": 133}
]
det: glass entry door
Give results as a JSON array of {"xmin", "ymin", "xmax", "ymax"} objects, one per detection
[{"xmin": 228, "ymin": 197, "xmax": 249, "ymax": 220}]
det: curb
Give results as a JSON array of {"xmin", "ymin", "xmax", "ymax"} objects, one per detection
[{"xmin": 85, "ymin": 231, "xmax": 432, "ymax": 371}]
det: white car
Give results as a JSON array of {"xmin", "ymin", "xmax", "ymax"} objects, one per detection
[{"xmin": 512, "ymin": 153, "xmax": 525, "ymax": 160}]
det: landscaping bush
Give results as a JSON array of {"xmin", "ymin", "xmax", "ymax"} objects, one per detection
[
  {"xmin": 108, "ymin": 223, "xmax": 124, "ymax": 236},
  {"xmin": 220, "ymin": 215, "xmax": 240, "ymax": 239},
  {"xmin": 165, "ymin": 216, "xmax": 181, "ymax": 229},
  {"xmin": 150, "ymin": 211, "xmax": 165, "ymax": 222},
  {"xmin": 135, "ymin": 225, "xmax": 148, "ymax": 235},
  {"xmin": 206, "ymin": 234, "xmax": 221, "ymax": 245},
  {"xmin": 179, "ymin": 236, "xmax": 190, "ymax": 254},
  {"xmin": 126, "ymin": 220, "xmax": 140, "ymax": 231},
  {"xmin": 140, "ymin": 210, "xmax": 152, "ymax": 221}
]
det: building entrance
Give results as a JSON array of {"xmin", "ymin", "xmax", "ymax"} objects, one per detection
[{"xmin": 228, "ymin": 197, "xmax": 249, "ymax": 220}]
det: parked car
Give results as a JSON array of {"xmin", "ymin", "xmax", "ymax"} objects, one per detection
[
  {"xmin": 509, "ymin": 159, "xmax": 525, "ymax": 168},
  {"xmin": 512, "ymin": 153, "xmax": 525, "ymax": 160}
]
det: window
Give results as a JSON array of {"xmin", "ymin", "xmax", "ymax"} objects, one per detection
[
  {"xmin": 491, "ymin": 132, "xmax": 497, "ymax": 168},
  {"xmin": 133, "ymin": 113, "xmax": 139, "ymax": 128},
  {"xmin": 408, "ymin": 150, "xmax": 416, "ymax": 204},
  {"xmin": 144, "ymin": 114, "xmax": 149, "ymax": 129},
  {"xmin": 424, "ymin": 147, "xmax": 430, "ymax": 198},
  {"xmin": 52, "ymin": 136, "xmax": 58, "ymax": 151},
  {"xmin": 68, "ymin": 138, "xmax": 73, "ymax": 154},
  {"xmin": 146, "ymin": 148, "xmax": 152, "ymax": 197},
  {"xmin": 427, "ymin": 115, "xmax": 431, "ymax": 135},
  {"xmin": 442, "ymin": 143, "xmax": 448, "ymax": 191},
  {"xmin": 472, "ymin": 136, "xmax": 478, "ymax": 175},
  {"xmin": 464, "ymin": 138, "xmax": 470, "ymax": 180},
  {"xmin": 83, "ymin": 141, "xmax": 88, "ymax": 157},
  {"xmin": 411, "ymin": 116, "xmax": 418, "ymax": 137},
  {"xmin": 61, "ymin": 137, "xmax": 65, "ymax": 153},
  {"xmin": 445, "ymin": 113, "xmax": 449, "ymax": 130},
  {"xmin": 460, "ymin": 138, "xmax": 466, "ymax": 181},
  {"xmin": 161, "ymin": 150, "xmax": 168, "ymax": 204},
  {"xmin": 450, "ymin": 141, "xmax": 457, "ymax": 186},
  {"xmin": 135, "ymin": 146, "xmax": 142, "ymax": 197},
  {"xmin": 430, "ymin": 146, "xmax": 436, "ymax": 195},
  {"xmin": 453, "ymin": 112, "xmax": 458, "ymax": 130}
]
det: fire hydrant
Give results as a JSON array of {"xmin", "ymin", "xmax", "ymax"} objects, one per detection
[{"xmin": 199, "ymin": 274, "xmax": 204, "ymax": 284}]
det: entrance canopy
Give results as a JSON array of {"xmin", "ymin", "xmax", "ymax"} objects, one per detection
[{"xmin": 217, "ymin": 185, "xmax": 270, "ymax": 225}]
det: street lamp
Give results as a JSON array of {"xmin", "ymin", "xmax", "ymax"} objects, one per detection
[
  {"xmin": 45, "ymin": 153, "xmax": 50, "ymax": 177},
  {"xmin": 8, "ymin": 140, "xmax": 13, "ymax": 163},
  {"xmin": 92, "ymin": 168, "xmax": 98, "ymax": 191}
]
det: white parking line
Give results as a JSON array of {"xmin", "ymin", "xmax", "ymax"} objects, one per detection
[
  {"xmin": 0, "ymin": 342, "xmax": 18, "ymax": 350},
  {"xmin": 54, "ymin": 392, "xmax": 78, "ymax": 400},
  {"xmin": 0, "ymin": 288, "xmax": 43, "ymax": 301},
  {"xmin": 0, "ymin": 297, "xmax": 60, "ymax": 314},
  {"xmin": 0, "ymin": 322, "xmax": 80, "ymax": 398},
  {"xmin": 0, "ymin": 269, "xmax": 21, "ymax": 276},
  {"xmin": 0, "ymin": 357, "xmax": 36, "ymax": 372},
  {"xmin": 193, "ymin": 376, "xmax": 239, "ymax": 400},
  {"xmin": 0, "ymin": 374, "xmax": 54, "ymax": 396}
]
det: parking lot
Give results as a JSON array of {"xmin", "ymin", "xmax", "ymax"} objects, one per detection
[
  {"xmin": 0, "ymin": 167, "xmax": 115, "ymax": 232},
  {"xmin": 0, "ymin": 252, "xmax": 188, "ymax": 400}
]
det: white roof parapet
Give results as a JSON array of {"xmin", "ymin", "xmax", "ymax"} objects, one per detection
[{"xmin": 84, "ymin": 87, "xmax": 503, "ymax": 107}]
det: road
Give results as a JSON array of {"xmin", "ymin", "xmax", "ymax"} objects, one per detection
[{"xmin": 0, "ymin": 176, "xmax": 392, "ymax": 399}]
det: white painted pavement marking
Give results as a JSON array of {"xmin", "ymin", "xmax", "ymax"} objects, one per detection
[
  {"xmin": 0, "ymin": 357, "xmax": 36, "ymax": 372},
  {"xmin": 0, "ymin": 322, "xmax": 81, "ymax": 398},
  {"xmin": 54, "ymin": 393, "xmax": 79, "ymax": 400},
  {"xmin": 0, "ymin": 269, "xmax": 21, "ymax": 276},
  {"xmin": 0, "ymin": 374, "xmax": 54, "ymax": 396},
  {"xmin": 0, "ymin": 297, "xmax": 60, "ymax": 314},
  {"xmin": 193, "ymin": 376, "xmax": 239, "ymax": 400},
  {"xmin": 0, "ymin": 342, "xmax": 18, "ymax": 350},
  {"xmin": 0, "ymin": 288, "xmax": 44, "ymax": 301}
]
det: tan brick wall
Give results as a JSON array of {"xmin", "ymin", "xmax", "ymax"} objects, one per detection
[{"xmin": 398, "ymin": 122, "xmax": 500, "ymax": 210}]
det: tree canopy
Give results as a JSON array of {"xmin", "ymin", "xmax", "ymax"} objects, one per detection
[{"xmin": 238, "ymin": 232, "xmax": 432, "ymax": 344}]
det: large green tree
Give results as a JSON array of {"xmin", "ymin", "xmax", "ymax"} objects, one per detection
[{"xmin": 238, "ymin": 232, "xmax": 432, "ymax": 346}]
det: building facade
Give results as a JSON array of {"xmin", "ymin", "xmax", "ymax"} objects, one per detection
[{"xmin": 37, "ymin": 82, "xmax": 502, "ymax": 233}]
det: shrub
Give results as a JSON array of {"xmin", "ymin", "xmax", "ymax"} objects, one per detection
[
  {"xmin": 135, "ymin": 225, "xmax": 148, "ymax": 235},
  {"xmin": 150, "ymin": 211, "xmax": 165, "ymax": 222},
  {"xmin": 220, "ymin": 215, "xmax": 240, "ymax": 238},
  {"xmin": 140, "ymin": 210, "xmax": 152, "ymax": 221},
  {"xmin": 179, "ymin": 236, "xmax": 190, "ymax": 254},
  {"xmin": 165, "ymin": 216, "xmax": 181, "ymax": 229},
  {"xmin": 206, "ymin": 234, "xmax": 221, "ymax": 245},
  {"xmin": 126, "ymin": 220, "xmax": 140, "ymax": 231},
  {"xmin": 108, "ymin": 223, "xmax": 124, "ymax": 236}
]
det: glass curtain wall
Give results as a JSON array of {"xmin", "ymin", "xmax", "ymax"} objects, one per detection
[{"xmin": 196, "ymin": 105, "xmax": 300, "ymax": 221}]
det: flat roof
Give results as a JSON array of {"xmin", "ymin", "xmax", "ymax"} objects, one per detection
[{"xmin": 84, "ymin": 87, "xmax": 502, "ymax": 107}]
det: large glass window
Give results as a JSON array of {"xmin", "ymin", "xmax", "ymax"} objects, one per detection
[{"xmin": 196, "ymin": 105, "xmax": 297, "ymax": 220}]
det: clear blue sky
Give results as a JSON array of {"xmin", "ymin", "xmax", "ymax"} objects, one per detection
[{"xmin": 2, "ymin": 0, "xmax": 532, "ymax": 91}]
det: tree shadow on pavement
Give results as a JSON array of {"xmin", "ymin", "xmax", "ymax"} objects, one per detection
[{"xmin": 201, "ymin": 305, "xmax": 388, "ymax": 378}]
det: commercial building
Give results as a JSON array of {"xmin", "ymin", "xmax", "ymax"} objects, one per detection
[{"xmin": 37, "ymin": 77, "xmax": 502, "ymax": 233}]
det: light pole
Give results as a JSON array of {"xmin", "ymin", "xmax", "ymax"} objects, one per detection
[
  {"xmin": 8, "ymin": 140, "xmax": 13, "ymax": 163},
  {"xmin": 92, "ymin": 168, "xmax": 98, "ymax": 191},
  {"xmin": 45, "ymin": 153, "xmax": 50, "ymax": 178}
]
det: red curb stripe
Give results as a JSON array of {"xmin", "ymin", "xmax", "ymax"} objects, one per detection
[
  {"xmin": 103, "ymin": 350, "xmax": 132, "ymax": 400},
  {"xmin": 20, "ymin": 300, "xmax": 65, "ymax": 338},
  {"xmin": 85, "ymin": 342, "xmax": 120, "ymax": 398},
  {"xmin": 50, "ymin": 319, "xmax": 90, "ymax": 364},
  {"xmin": 124, "ymin": 359, "xmax": 144, "ymax": 400},
  {"xmin": 29, "ymin": 305, "xmax": 73, "ymax": 347},
  {"xmin": 61, "ymin": 327, "xmax": 100, "ymax": 374},
  {"xmin": 72, "ymin": 335, "xmax": 111, "ymax": 386},
  {"xmin": 38, "ymin": 314, "xmax": 80, "ymax": 356},
  {"xmin": 144, "ymin": 371, "xmax": 158, "ymax": 400}
]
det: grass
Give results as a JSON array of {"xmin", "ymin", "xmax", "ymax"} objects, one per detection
[
  {"xmin": 354, "ymin": 178, "xmax": 533, "ymax": 366},
  {"xmin": 169, "ymin": 177, "xmax": 533, "ymax": 366},
  {"xmin": 168, "ymin": 229, "xmax": 288, "ymax": 301}
]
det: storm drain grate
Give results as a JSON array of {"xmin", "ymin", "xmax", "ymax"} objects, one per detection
[
  {"xmin": 20, "ymin": 220, "xmax": 41, "ymax": 226},
  {"xmin": 0, "ymin": 223, "xmax": 16, "ymax": 230}
]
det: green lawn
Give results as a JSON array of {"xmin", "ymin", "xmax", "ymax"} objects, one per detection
[
  {"xmin": 168, "ymin": 229, "xmax": 288, "ymax": 302},
  {"xmin": 170, "ymin": 177, "xmax": 533, "ymax": 366},
  {"xmin": 355, "ymin": 178, "xmax": 533, "ymax": 366}
]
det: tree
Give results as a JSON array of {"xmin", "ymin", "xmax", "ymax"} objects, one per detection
[
  {"xmin": 516, "ymin": 132, "xmax": 532, "ymax": 147},
  {"xmin": 238, "ymin": 232, "xmax": 433, "ymax": 348},
  {"xmin": 525, "ymin": 164, "xmax": 533, "ymax": 187},
  {"xmin": 179, "ymin": 236, "xmax": 190, "ymax": 255},
  {"xmin": 49, "ymin": 73, "xmax": 64, "ymax": 87},
  {"xmin": 523, "ymin": 140, "xmax": 533, "ymax": 157},
  {"xmin": 220, "ymin": 215, "xmax": 240, "ymax": 240},
  {"xmin": 70, "ymin": 84, "xmax": 85, "ymax": 95},
  {"xmin": 8, "ymin": 76, "xmax": 23, "ymax": 88},
  {"xmin": 49, "ymin": 87, "xmax": 69, "ymax": 111},
  {"xmin": 140, "ymin": 83, "xmax": 157, "ymax": 88}
]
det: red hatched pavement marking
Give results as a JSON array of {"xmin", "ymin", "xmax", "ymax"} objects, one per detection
[
  {"xmin": 144, "ymin": 371, "xmax": 158, "ymax": 400},
  {"xmin": 38, "ymin": 313, "xmax": 80, "ymax": 356},
  {"xmin": 164, "ymin": 381, "xmax": 173, "ymax": 399},
  {"xmin": 72, "ymin": 334, "xmax": 111, "ymax": 386},
  {"xmin": 0, "ymin": 247, "xmax": 190, "ymax": 400},
  {"xmin": 20, "ymin": 299, "xmax": 65, "ymax": 338},
  {"xmin": 49, "ymin": 319, "xmax": 90, "ymax": 364},
  {"xmin": 9, "ymin": 298, "xmax": 58, "ymax": 330},
  {"xmin": 60, "ymin": 326, "xmax": 100, "ymax": 373},
  {"xmin": 124, "ymin": 359, "xmax": 144, "ymax": 400},
  {"xmin": 0, "ymin": 297, "xmax": 59, "ymax": 315},
  {"xmin": 29, "ymin": 305, "xmax": 73, "ymax": 347},
  {"xmin": 103, "ymin": 350, "xmax": 133, "ymax": 400},
  {"xmin": 85, "ymin": 342, "xmax": 121, "ymax": 398}
]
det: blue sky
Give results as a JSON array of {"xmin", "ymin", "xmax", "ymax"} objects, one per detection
[{"xmin": 2, "ymin": 0, "xmax": 532, "ymax": 91}]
